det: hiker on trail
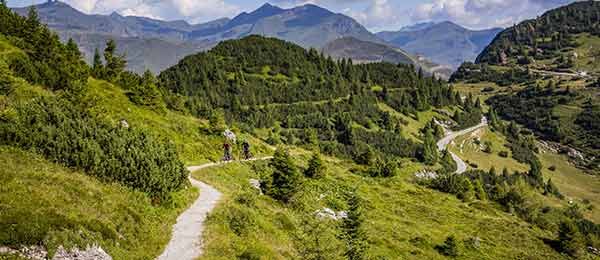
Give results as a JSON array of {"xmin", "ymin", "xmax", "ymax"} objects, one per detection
[{"xmin": 242, "ymin": 140, "xmax": 252, "ymax": 160}]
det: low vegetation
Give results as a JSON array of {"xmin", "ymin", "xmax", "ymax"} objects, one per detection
[
  {"xmin": 0, "ymin": 146, "xmax": 197, "ymax": 259},
  {"xmin": 193, "ymin": 154, "xmax": 567, "ymax": 259}
]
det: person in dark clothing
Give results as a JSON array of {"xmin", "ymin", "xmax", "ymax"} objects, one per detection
[
  {"xmin": 242, "ymin": 141, "xmax": 252, "ymax": 160},
  {"xmin": 223, "ymin": 143, "xmax": 232, "ymax": 161}
]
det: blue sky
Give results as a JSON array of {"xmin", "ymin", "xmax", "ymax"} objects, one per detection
[{"xmin": 8, "ymin": 0, "xmax": 577, "ymax": 31}]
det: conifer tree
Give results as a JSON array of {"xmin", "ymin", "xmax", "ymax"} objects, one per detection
[
  {"xmin": 92, "ymin": 48, "xmax": 103, "ymax": 78},
  {"xmin": 440, "ymin": 150, "xmax": 457, "ymax": 173},
  {"xmin": 268, "ymin": 148, "xmax": 302, "ymax": 203},
  {"xmin": 558, "ymin": 220, "xmax": 584, "ymax": 257},
  {"xmin": 342, "ymin": 193, "xmax": 368, "ymax": 260},
  {"xmin": 304, "ymin": 152, "xmax": 325, "ymax": 179},
  {"xmin": 103, "ymin": 39, "xmax": 126, "ymax": 81},
  {"xmin": 473, "ymin": 179, "xmax": 488, "ymax": 200},
  {"xmin": 422, "ymin": 130, "xmax": 439, "ymax": 165}
]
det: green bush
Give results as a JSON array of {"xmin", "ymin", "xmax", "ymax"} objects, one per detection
[
  {"xmin": 436, "ymin": 235, "xmax": 460, "ymax": 257},
  {"xmin": 0, "ymin": 97, "xmax": 188, "ymax": 201},
  {"xmin": 304, "ymin": 153, "xmax": 326, "ymax": 178}
]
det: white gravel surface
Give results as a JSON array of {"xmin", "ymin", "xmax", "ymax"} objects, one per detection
[
  {"xmin": 158, "ymin": 157, "xmax": 272, "ymax": 260},
  {"xmin": 437, "ymin": 117, "xmax": 488, "ymax": 174}
]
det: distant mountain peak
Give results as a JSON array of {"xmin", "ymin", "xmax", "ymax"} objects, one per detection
[{"xmin": 254, "ymin": 2, "xmax": 284, "ymax": 14}]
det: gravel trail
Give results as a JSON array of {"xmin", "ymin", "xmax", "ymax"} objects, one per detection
[
  {"xmin": 158, "ymin": 157, "xmax": 272, "ymax": 260},
  {"xmin": 436, "ymin": 117, "xmax": 488, "ymax": 174}
]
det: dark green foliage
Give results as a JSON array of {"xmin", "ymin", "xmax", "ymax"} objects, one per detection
[
  {"xmin": 0, "ymin": 60, "xmax": 13, "ymax": 95},
  {"xmin": 450, "ymin": 62, "xmax": 535, "ymax": 86},
  {"xmin": 420, "ymin": 130, "xmax": 439, "ymax": 166},
  {"xmin": 440, "ymin": 150, "xmax": 457, "ymax": 174},
  {"xmin": 544, "ymin": 178, "xmax": 562, "ymax": 198},
  {"xmin": 488, "ymin": 86, "xmax": 599, "ymax": 173},
  {"xmin": 477, "ymin": 1, "xmax": 600, "ymax": 65},
  {"xmin": 304, "ymin": 153, "xmax": 325, "ymax": 178},
  {"xmin": 208, "ymin": 109, "xmax": 228, "ymax": 135},
  {"xmin": 129, "ymin": 70, "xmax": 165, "ymax": 111},
  {"xmin": 452, "ymin": 93, "xmax": 483, "ymax": 130},
  {"xmin": 157, "ymin": 35, "xmax": 457, "ymax": 163},
  {"xmin": 102, "ymin": 39, "xmax": 126, "ymax": 82},
  {"xmin": 367, "ymin": 158, "xmax": 397, "ymax": 178},
  {"xmin": 0, "ymin": 5, "xmax": 89, "ymax": 90},
  {"xmin": 558, "ymin": 220, "xmax": 585, "ymax": 257},
  {"xmin": 296, "ymin": 214, "xmax": 343, "ymax": 260},
  {"xmin": 267, "ymin": 149, "xmax": 302, "ymax": 203},
  {"xmin": 574, "ymin": 103, "xmax": 600, "ymax": 172},
  {"xmin": 430, "ymin": 173, "xmax": 476, "ymax": 202},
  {"xmin": 92, "ymin": 48, "xmax": 103, "ymax": 78},
  {"xmin": 487, "ymin": 86, "xmax": 575, "ymax": 143},
  {"xmin": 473, "ymin": 179, "xmax": 487, "ymax": 201},
  {"xmin": 436, "ymin": 236, "xmax": 460, "ymax": 257},
  {"xmin": 421, "ymin": 119, "xmax": 444, "ymax": 140},
  {"xmin": 0, "ymin": 97, "xmax": 188, "ymax": 201},
  {"xmin": 341, "ymin": 193, "xmax": 368, "ymax": 260}
]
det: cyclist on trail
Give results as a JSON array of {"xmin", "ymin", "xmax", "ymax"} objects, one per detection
[
  {"xmin": 222, "ymin": 129, "xmax": 236, "ymax": 161},
  {"xmin": 242, "ymin": 140, "xmax": 252, "ymax": 160},
  {"xmin": 223, "ymin": 142, "xmax": 232, "ymax": 161}
]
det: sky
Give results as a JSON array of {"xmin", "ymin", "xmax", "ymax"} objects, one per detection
[{"xmin": 8, "ymin": 0, "xmax": 579, "ymax": 32}]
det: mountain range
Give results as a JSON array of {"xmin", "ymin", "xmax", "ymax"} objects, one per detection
[
  {"xmin": 14, "ymin": 1, "xmax": 495, "ymax": 76},
  {"xmin": 377, "ymin": 22, "xmax": 502, "ymax": 68}
]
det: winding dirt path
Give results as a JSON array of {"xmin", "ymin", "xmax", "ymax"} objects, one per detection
[
  {"xmin": 158, "ymin": 157, "xmax": 272, "ymax": 260},
  {"xmin": 437, "ymin": 117, "xmax": 488, "ymax": 174}
]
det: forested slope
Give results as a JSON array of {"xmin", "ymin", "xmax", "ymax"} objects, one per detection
[
  {"xmin": 158, "ymin": 35, "xmax": 461, "ymax": 163},
  {"xmin": 451, "ymin": 1, "xmax": 600, "ymax": 175}
]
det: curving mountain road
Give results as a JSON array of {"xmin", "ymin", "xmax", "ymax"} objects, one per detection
[
  {"xmin": 437, "ymin": 117, "xmax": 488, "ymax": 174},
  {"xmin": 158, "ymin": 157, "xmax": 272, "ymax": 260}
]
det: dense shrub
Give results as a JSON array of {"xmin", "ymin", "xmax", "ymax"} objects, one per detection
[{"xmin": 0, "ymin": 97, "xmax": 188, "ymax": 201}]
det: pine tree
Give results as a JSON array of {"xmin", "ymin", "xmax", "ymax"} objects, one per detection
[
  {"xmin": 473, "ymin": 179, "xmax": 488, "ymax": 201},
  {"xmin": 92, "ymin": 48, "xmax": 103, "ymax": 78},
  {"xmin": 422, "ymin": 130, "xmax": 439, "ymax": 165},
  {"xmin": 304, "ymin": 153, "xmax": 325, "ymax": 178},
  {"xmin": 342, "ymin": 193, "xmax": 368, "ymax": 260},
  {"xmin": 103, "ymin": 39, "xmax": 126, "ymax": 81},
  {"xmin": 297, "ymin": 215, "xmax": 343, "ymax": 260},
  {"xmin": 436, "ymin": 235, "xmax": 460, "ymax": 257},
  {"xmin": 459, "ymin": 178, "xmax": 476, "ymax": 202},
  {"xmin": 557, "ymin": 220, "xmax": 584, "ymax": 257},
  {"xmin": 269, "ymin": 149, "xmax": 302, "ymax": 203},
  {"xmin": 209, "ymin": 110, "xmax": 227, "ymax": 134},
  {"xmin": 130, "ymin": 70, "xmax": 164, "ymax": 110},
  {"xmin": 440, "ymin": 150, "xmax": 457, "ymax": 173}
]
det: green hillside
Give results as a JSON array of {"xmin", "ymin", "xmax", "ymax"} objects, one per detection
[
  {"xmin": 2, "ymin": 2, "xmax": 599, "ymax": 259},
  {"xmin": 451, "ymin": 1, "xmax": 600, "ymax": 176},
  {"xmin": 445, "ymin": 2, "xmax": 600, "ymax": 257},
  {"xmin": 0, "ymin": 4, "xmax": 265, "ymax": 258},
  {"xmin": 192, "ymin": 155, "xmax": 567, "ymax": 259},
  {"xmin": 476, "ymin": 1, "xmax": 600, "ymax": 72},
  {"xmin": 158, "ymin": 35, "xmax": 463, "ymax": 163}
]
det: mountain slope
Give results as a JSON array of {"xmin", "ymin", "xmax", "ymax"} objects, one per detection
[
  {"xmin": 377, "ymin": 22, "xmax": 501, "ymax": 68},
  {"xmin": 476, "ymin": 0, "xmax": 600, "ymax": 72},
  {"xmin": 451, "ymin": 1, "xmax": 600, "ymax": 174},
  {"xmin": 14, "ymin": 2, "xmax": 384, "ymax": 73},
  {"xmin": 322, "ymin": 37, "xmax": 452, "ymax": 79}
]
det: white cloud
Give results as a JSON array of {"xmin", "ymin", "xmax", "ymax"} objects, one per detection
[{"xmin": 411, "ymin": 0, "xmax": 575, "ymax": 29}]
